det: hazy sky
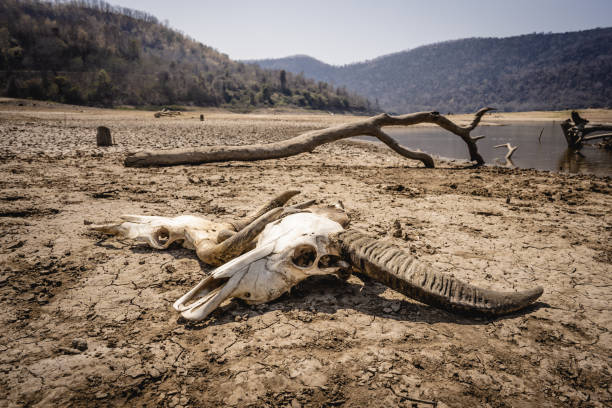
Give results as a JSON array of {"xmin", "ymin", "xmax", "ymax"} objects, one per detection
[{"xmin": 110, "ymin": 0, "xmax": 612, "ymax": 65}]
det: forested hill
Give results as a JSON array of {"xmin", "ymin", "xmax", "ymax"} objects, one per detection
[
  {"xmin": 251, "ymin": 28, "xmax": 612, "ymax": 113},
  {"xmin": 0, "ymin": 0, "xmax": 370, "ymax": 112}
]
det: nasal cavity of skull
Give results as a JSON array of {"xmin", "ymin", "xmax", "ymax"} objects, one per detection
[
  {"xmin": 291, "ymin": 244, "xmax": 317, "ymax": 268},
  {"xmin": 318, "ymin": 254, "xmax": 342, "ymax": 269}
]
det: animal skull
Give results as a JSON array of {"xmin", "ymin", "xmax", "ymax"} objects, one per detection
[
  {"xmin": 174, "ymin": 212, "xmax": 348, "ymax": 320},
  {"xmin": 91, "ymin": 191, "xmax": 543, "ymax": 321},
  {"xmin": 90, "ymin": 214, "xmax": 229, "ymax": 251},
  {"xmin": 90, "ymin": 190, "xmax": 306, "ymax": 266}
]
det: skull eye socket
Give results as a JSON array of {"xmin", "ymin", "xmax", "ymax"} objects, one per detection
[
  {"xmin": 291, "ymin": 244, "xmax": 317, "ymax": 268},
  {"xmin": 155, "ymin": 227, "xmax": 170, "ymax": 245}
]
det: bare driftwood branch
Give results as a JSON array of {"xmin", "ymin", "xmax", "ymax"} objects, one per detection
[
  {"xmin": 583, "ymin": 132, "xmax": 612, "ymax": 141},
  {"xmin": 561, "ymin": 111, "xmax": 612, "ymax": 149},
  {"xmin": 538, "ymin": 128, "xmax": 544, "ymax": 144},
  {"xmin": 154, "ymin": 108, "xmax": 181, "ymax": 118},
  {"xmin": 494, "ymin": 142, "xmax": 518, "ymax": 168},
  {"xmin": 494, "ymin": 143, "xmax": 518, "ymax": 161},
  {"xmin": 124, "ymin": 108, "xmax": 495, "ymax": 168}
]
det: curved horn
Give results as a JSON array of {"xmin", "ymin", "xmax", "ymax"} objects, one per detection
[
  {"xmin": 331, "ymin": 229, "xmax": 543, "ymax": 316},
  {"xmin": 229, "ymin": 190, "xmax": 300, "ymax": 232},
  {"xmin": 217, "ymin": 194, "xmax": 316, "ymax": 244},
  {"xmin": 196, "ymin": 207, "xmax": 284, "ymax": 266}
]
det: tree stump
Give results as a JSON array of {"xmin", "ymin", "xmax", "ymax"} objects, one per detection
[
  {"xmin": 200, "ymin": 114, "xmax": 204, "ymax": 121},
  {"xmin": 96, "ymin": 126, "xmax": 114, "ymax": 147}
]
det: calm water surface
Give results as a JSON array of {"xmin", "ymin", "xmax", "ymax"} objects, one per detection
[{"xmin": 358, "ymin": 122, "xmax": 612, "ymax": 177}]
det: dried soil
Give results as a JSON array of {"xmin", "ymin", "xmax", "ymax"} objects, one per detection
[{"xmin": 1, "ymin": 100, "xmax": 611, "ymax": 407}]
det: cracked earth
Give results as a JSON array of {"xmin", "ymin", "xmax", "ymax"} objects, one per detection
[{"xmin": 1, "ymin": 100, "xmax": 611, "ymax": 407}]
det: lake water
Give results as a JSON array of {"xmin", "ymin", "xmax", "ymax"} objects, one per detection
[{"xmin": 357, "ymin": 122, "xmax": 612, "ymax": 177}]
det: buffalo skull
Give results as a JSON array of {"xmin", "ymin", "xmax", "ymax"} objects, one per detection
[{"xmin": 92, "ymin": 191, "xmax": 543, "ymax": 321}]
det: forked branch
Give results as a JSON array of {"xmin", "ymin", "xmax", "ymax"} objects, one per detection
[
  {"xmin": 494, "ymin": 143, "xmax": 519, "ymax": 161},
  {"xmin": 124, "ymin": 108, "xmax": 495, "ymax": 168},
  {"xmin": 494, "ymin": 142, "xmax": 518, "ymax": 168}
]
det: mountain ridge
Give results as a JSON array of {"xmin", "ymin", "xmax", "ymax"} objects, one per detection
[{"xmin": 249, "ymin": 28, "xmax": 612, "ymax": 113}]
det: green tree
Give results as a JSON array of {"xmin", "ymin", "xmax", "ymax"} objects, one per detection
[
  {"xmin": 127, "ymin": 39, "xmax": 140, "ymax": 60},
  {"xmin": 7, "ymin": 76, "xmax": 19, "ymax": 98},
  {"xmin": 92, "ymin": 69, "xmax": 114, "ymax": 106},
  {"xmin": 261, "ymin": 86, "xmax": 272, "ymax": 105},
  {"xmin": 280, "ymin": 70, "xmax": 287, "ymax": 93},
  {"xmin": 24, "ymin": 78, "xmax": 44, "ymax": 99}
]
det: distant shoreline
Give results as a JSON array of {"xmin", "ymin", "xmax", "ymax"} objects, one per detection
[{"xmin": 2, "ymin": 97, "xmax": 610, "ymax": 124}]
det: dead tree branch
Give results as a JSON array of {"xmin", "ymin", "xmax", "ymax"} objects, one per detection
[
  {"xmin": 124, "ymin": 108, "xmax": 495, "ymax": 168},
  {"xmin": 561, "ymin": 111, "xmax": 612, "ymax": 149},
  {"xmin": 584, "ymin": 132, "xmax": 612, "ymax": 141},
  {"xmin": 494, "ymin": 143, "xmax": 519, "ymax": 161},
  {"xmin": 538, "ymin": 128, "xmax": 544, "ymax": 144},
  {"xmin": 494, "ymin": 142, "xmax": 518, "ymax": 167},
  {"xmin": 154, "ymin": 108, "xmax": 181, "ymax": 118}
]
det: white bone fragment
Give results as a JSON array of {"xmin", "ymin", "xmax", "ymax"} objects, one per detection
[{"xmin": 91, "ymin": 214, "xmax": 229, "ymax": 250}]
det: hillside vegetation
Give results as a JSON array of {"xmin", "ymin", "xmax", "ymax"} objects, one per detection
[
  {"xmin": 0, "ymin": 0, "xmax": 370, "ymax": 112},
  {"xmin": 251, "ymin": 28, "xmax": 612, "ymax": 113}
]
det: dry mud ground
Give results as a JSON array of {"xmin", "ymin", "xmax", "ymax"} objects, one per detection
[{"xmin": 0, "ymin": 101, "xmax": 611, "ymax": 407}]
